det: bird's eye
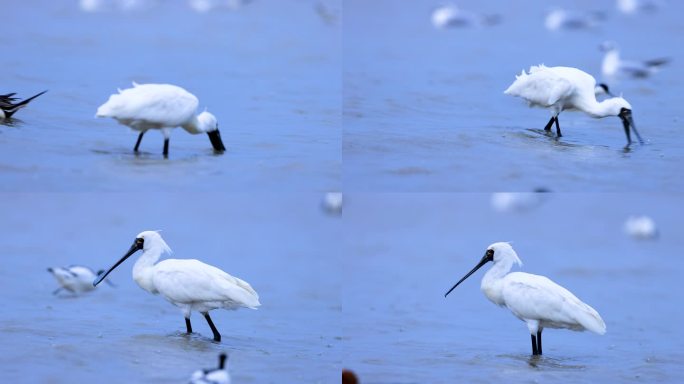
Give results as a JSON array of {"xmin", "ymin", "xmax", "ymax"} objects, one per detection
[
  {"xmin": 486, "ymin": 249, "xmax": 494, "ymax": 256},
  {"xmin": 136, "ymin": 238, "xmax": 143, "ymax": 243}
]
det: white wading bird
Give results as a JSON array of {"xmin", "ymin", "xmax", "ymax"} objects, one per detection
[
  {"xmin": 1, "ymin": 91, "xmax": 47, "ymax": 120},
  {"xmin": 617, "ymin": 0, "xmax": 660, "ymax": 15},
  {"xmin": 189, "ymin": 353, "xmax": 231, "ymax": 384},
  {"xmin": 601, "ymin": 41, "xmax": 669, "ymax": 79},
  {"xmin": 504, "ymin": 65, "xmax": 644, "ymax": 146},
  {"xmin": 96, "ymin": 83, "xmax": 226, "ymax": 157},
  {"xmin": 47, "ymin": 265, "xmax": 111, "ymax": 295},
  {"xmin": 93, "ymin": 231, "xmax": 260, "ymax": 342},
  {"xmin": 445, "ymin": 243, "xmax": 606, "ymax": 355}
]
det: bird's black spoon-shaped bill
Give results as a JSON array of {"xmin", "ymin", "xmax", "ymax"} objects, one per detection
[
  {"xmin": 93, "ymin": 238, "xmax": 143, "ymax": 286},
  {"xmin": 444, "ymin": 251, "xmax": 494, "ymax": 297},
  {"xmin": 207, "ymin": 129, "xmax": 226, "ymax": 152},
  {"xmin": 619, "ymin": 109, "xmax": 644, "ymax": 145}
]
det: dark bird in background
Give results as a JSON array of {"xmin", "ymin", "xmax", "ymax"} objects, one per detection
[{"xmin": 0, "ymin": 90, "xmax": 47, "ymax": 119}]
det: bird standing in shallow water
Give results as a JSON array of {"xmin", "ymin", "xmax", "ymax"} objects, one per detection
[
  {"xmin": 1, "ymin": 91, "xmax": 47, "ymax": 120},
  {"xmin": 94, "ymin": 231, "xmax": 260, "ymax": 342},
  {"xmin": 445, "ymin": 242, "xmax": 606, "ymax": 355},
  {"xmin": 505, "ymin": 65, "xmax": 643, "ymax": 146},
  {"xmin": 96, "ymin": 83, "xmax": 226, "ymax": 157}
]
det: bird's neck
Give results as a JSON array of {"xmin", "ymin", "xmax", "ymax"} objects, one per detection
[
  {"xmin": 182, "ymin": 115, "xmax": 204, "ymax": 134},
  {"xmin": 132, "ymin": 247, "xmax": 162, "ymax": 293},
  {"xmin": 481, "ymin": 259, "xmax": 515, "ymax": 305}
]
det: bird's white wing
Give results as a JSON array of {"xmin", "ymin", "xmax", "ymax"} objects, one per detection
[
  {"xmin": 501, "ymin": 272, "xmax": 606, "ymax": 334},
  {"xmin": 152, "ymin": 259, "xmax": 260, "ymax": 309},
  {"xmin": 96, "ymin": 83, "xmax": 199, "ymax": 127},
  {"xmin": 504, "ymin": 65, "xmax": 574, "ymax": 107}
]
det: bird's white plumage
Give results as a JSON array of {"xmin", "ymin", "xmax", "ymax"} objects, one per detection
[
  {"xmin": 505, "ymin": 65, "xmax": 632, "ymax": 118},
  {"xmin": 544, "ymin": 9, "xmax": 603, "ymax": 31},
  {"xmin": 190, "ymin": 369, "xmax": 230, "ymax": 384},
  {"xmin": 624, "ymin": 215, "xmax": 658, "ymax": 239},
  {"xmin": 479, "ymin": 243, "xmax": 606, "ymax": 335},
  {"xmin": 97, "ymin": 83, "xmax": 200, "ymax": 131},
  {"xmin": 601, "ymin": 42, "xmax": 668, "ymax": 79}
]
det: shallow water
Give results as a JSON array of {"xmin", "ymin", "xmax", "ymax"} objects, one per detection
[
  {"xmin": 0, "ymin": 0, "xmax": 340, "ymax": 192},
  {"xmin": 0, "ymin": 194, "xmax": 341, "ymax": 382},
  {"xmin": 341, "ymin": 193, "xmax": 684, "ymax": 383},
  {"xmin": 344, "ymin": 0, "xmax": 684, "ymax": 191}
]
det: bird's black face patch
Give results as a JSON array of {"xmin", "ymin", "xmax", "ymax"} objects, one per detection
[
  {"xmin": 485, "ymin": 249, "xmax": 494, "ymax": 262},
  {"xmin": 135, "ymin": 237, "xmax": 144, "ymax": 250},
  {"xmin": 619, "ymin": 107, "xmax": 631, "ymax": 117}
]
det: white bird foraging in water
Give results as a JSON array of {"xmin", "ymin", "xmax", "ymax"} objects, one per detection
[
  {"xmin": 445, "ymin": 243, "xmax": 606, "ymax": 355},
  {"xmin": 96, "ymin": 83, "xmax": 226, "ymax": 157},
  {"xmin": 624, "ymin": 215, "xmax": 658, "ymax": 239},
  {"xmin": 47, "ymin": 265, "xmax": 112, "ymax": 295},
  {"xmin": 93, "ymin": 231, "xmax": 260, "ymax": 342},
  {"xmin": 600, "ymin": 41, "xmax": 669, "ymax": 79},
  {"xmin": 1, "ymin": 91, "xmax": 47, "ymax": 120},
  {"xmin": 189, "ymin": 353, "xmax": 231, "ymax": 384},
  {"xmin": 505, "ymin": 65, "xmax": 644, "ymax": 146}
]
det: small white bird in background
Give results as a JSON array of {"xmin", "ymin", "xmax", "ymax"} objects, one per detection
[
  {"xmin": 188, "ymin": 0, "xmax": 252, "ymax": 13},
  {"xmin": 600, "ymin": 41, "xmax": 669, "ymax": 79},
  {"xmin": 1, "ymin": 91, "xmax": 47, "ymax": 120},
  {"xmin": 94, "ymin": 231, "xmax": 260, "ymax": 342},
  {"xmin": 79, "ymin": 0, "xmax": 157, "ymax": 13},
  {"xmin": 96, "ymin": 83, "xmax": 226, "ymax": 157},
  {"xmin": 504, "ymin": 65, "xmax": 644, "ymax": 146},
  {"xmin": 616, "ymin": 0, "xmax": 661, "ymax": 14},
  {"xmin": 490, "ymin": 191, "xmax": 550, "ymax": 213},
  {"xmin": 47, "ymin": 265, "xmax": 112, "ymax": 295},
  {"xmin": 322, "ymin": 192, "xmax": 343, "ymax": 215},
  {"xmin": 445, "ymin": 242, "xmax": 606, "ymax": 355},
  {"xmin": 189, "ymin": 353, "xmax": 231, "ymax": 384},
  {"xmin": 624, "ymin": 215, "xmax": 658, "ymax": 239},
  {"xmin": 545, "ymin": 8, "xmax": 605, "ymax": 31},
  {"xmin": 431, "ymin": 4, "xmax": 499, "ymax": 29}
]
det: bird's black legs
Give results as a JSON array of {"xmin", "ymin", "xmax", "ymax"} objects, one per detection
[
  {"xmin": 163, "ymin": 138, "xmax": 169, "ymax": 158},
  {"xmin": 543, "ymin": 116, "xmax": 555, "ymax": 132},
  {"xmin": 185, "ymin": 317, "xmax": 193, "ymax": 334},
  {"xmin": 203, "ymin": 313, "xmax": 221, "ymax": 342},
  {"xmin": 531, "ymin": 334, "xmax": 539, "ymax": 355},
  {"xmin": 537, "ymin": 329, "xmax": 543, "ymax": 355},
  {"xmin": 134, "ymin": 131, "xmax": 145, "ymax": 152},
  {"xmin": 554, "ymin": 117, "xmax": 562, "ymax": 137}
]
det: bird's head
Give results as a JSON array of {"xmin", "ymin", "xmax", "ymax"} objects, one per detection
[
  {"xmin": 444, "ymin": 242, "xmax": 522, "ymax": 297},
  {"xmin": 603, "ymin": 97, "xmax": 644, "ymax": 146},
  {"xmin": 93, "ymin": 231, "xmax": 171, "ymax": 287},
  {"xmin": 198, "ymin": 111, "xmax": 226, "ymax": 153}
]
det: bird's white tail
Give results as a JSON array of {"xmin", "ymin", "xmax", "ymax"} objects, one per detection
[{"xmin": 575, "ymin": 302, "xmax": 606, "ymax": 335}]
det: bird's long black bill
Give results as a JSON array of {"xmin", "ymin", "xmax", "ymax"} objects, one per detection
[
  {"xmin": 207, "ymin": 129, "xmax": 226, "ymax": 152},
  {"xmin": 620, "ymin": 111, "xmax": 644, "ymax": 145},
  {"xmin": 444, "ymin": 255, "xmax": 491, "ymax": 297},
  {"xmin": 93, "ymin": 240, "xmax": 141, "ymax": 286}
]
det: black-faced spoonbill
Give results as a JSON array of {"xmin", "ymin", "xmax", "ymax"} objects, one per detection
[
  {"xmin": 444, "ymin": 242, "xmax": 606, "ymax": 355},
  {"xmin": 0, "ymin": 91, "xmax": 47, "ymax": 119},
  {"xmin": 601, "ymin": 41, "xmax": 669, "ymax": 79},
  {"xmin": 504, "ymin": 65, "xmax": 644, "ymax": 146},
  {"xmin": 93, "ymin": 231, "xmax": 260, "ymax": 342},
  {"xmin": 96, "ymin": 83, "xmax": 226, "ymax": 157},
  {"xmin": 47, "ymin": 265, "xmax": 110, "ymax": 295},
  {"xmin": 189, "ymin": 353, "xmax": 230, "ymax": 384}
]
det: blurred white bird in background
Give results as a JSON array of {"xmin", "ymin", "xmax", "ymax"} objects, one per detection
[
  {"xmin": 48, "ymin": 265, "xmax": 112, "ymax": 295},
  {"xmin": 545, "ymin": 8, "xmax": 605, "ymax": 31},
  {"xmin": 431, "ymin": 3, "xmax": 499, "ymax": 29},
  {"xmin": 624, "ymin": 215, "xmax": 658, "ymax": 239},
  {"xmin": 490, "ymin": 191, "xmax": 550, "ymax": 213},
  {"xmin": 600, "ymin": 41, "xmax": 669, "ymax": 79},
  {"xmin": 188, "ymin": 0, "xmax": 252, "ymax": 13},
  {"xmin": 616, "ymin": 0, "xmax": 661, "ymax": 15},
  {"xmin": 322, "ymin": 192, "xmax": 343, "ymax": 215},
  {"xmin": 189, "ymin": 353, "xmax": 231, "ymax": 384},
  {"xmin": 79, "ymin": 0, "xmax": 157, "ymax": 13}
]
